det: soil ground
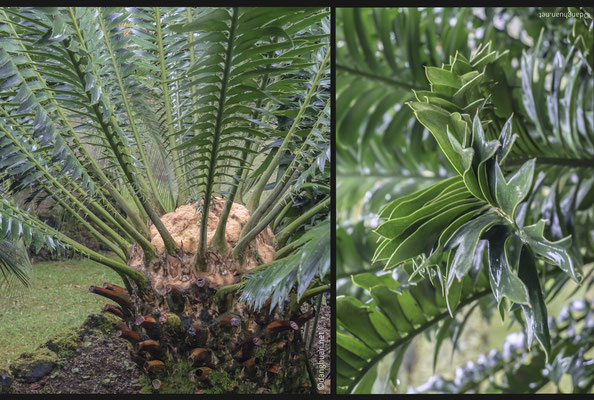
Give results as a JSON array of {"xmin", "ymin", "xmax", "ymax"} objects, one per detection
[
  {"xmin": 10, "ymin": 330, "xmax": 141, "ymax": 394},
  {"xmin": 9, "ymin": 305, "xmax": 331, "ymax": 394}
]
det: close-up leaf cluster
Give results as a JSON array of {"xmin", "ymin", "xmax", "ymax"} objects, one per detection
[{"xmin": 337, "ymin": 7, "xmax": 593, "ymax": 394}]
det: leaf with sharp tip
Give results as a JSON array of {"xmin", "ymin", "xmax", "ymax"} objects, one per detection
[
  {"xmin": 382, "ymin": 200, "xmax": 482, "ymax": 268},
  {"xmin": 471, "ymin": 115, "xmax": 500, "ymax": 204},
  {"xmin": 376, "ymin": 195, "xmax": 472, "ymax": 239},
  {"xmin": 496, "ymin": 116, "xmax": 516, "ymax": 165},
  {"xmin": 472, "ymin": 114, "xmax": 500, "ymax": 163},
  {"xmin": 521, "ymin": 220, "xmax": 582, "ymax": 282},
  {"xmin": 493, "ymin": 158, "xmax": 535, "ymax": 219},
  {"xmin": 487, "ymin": 232, "xmax": 530, "ymax": 305},
  {"xmin": 415, "ymin": 206, "xmax": 488, "ymax": 274},
  {"xmin": 518, "ymin": 247, "xmax": 551, "ymax": 362},
  {"xmin": 408, "ymin": 102, "xmax": 464, "ymax": 175},
  {"xmin": 448, "ymin": 126, "xmax": 485, "ymax": 201},
  {"xmin": 426, "ymin": 66, "xmax": 462, "ymax": 96},
  {"xmin": 445, "ymin": 213, "xmax": 502, "ymax": 285},
  {"xmin": 377, "ymin": 176, "xmax": 462, "ymax": 220},
  {"xmin": 452, "ymin": 71, "xmax": 484, "ymax": 106}
]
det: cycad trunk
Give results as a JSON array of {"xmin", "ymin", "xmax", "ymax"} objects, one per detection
[{"xmin": 90, "ymin": 201, "xmax": 314, "ymax": 393}]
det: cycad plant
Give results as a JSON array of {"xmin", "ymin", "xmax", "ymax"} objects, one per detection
[
  {"xmin": 0, "ymin": 6, "xmax": 330, "ymax": 393},
  {"xmin": 337, "ymin": 7, "xmax": 593, "ymax": 394}
]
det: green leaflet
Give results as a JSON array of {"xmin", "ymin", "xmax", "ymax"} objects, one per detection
[
  {"xmin": 452, "ymin": 70, "xmax": 484, "ymax": 106},
  {"xmin": 471, "ymin": 114, "xmax": 500, "ymax": 204},
  {"xmin": 389, "ymin": 343, "xmax": 411, "ymax": 390},
  {"xmin": 340, "ymin": 85, "xmax": 386, "ymax": 145},
  {"xmin": 377, "ymin": 175, "xmax": 462, "ymax": 219},
  {"xmin": 410, "ymin": 278, "xmax": 442, "ymax": 317},
  {"xmin": 432, "ymin": 318, "xmax": 453, "ymax": 372},
  {"xmin": 338, "ymin": 267, "xmax": 491, "ymax": 393},
  {"xmin": 447, "ymin": 125, "xmax": 484, "ymax": 200},
  {"xmin": 418, "ymin": 94, "xmax": 461, "ymax": 113},
  {"xmin": 368, "ymin": 300, "xmax": 402, "ymax": 343},
  {"xmin": 494, "ymin": 116, "xmax": 516, "ymax": 165},
  {"xmin": 521, "ymin": 220, "xmax": 582, "ymax": 282},
  {"xmin": 426, "ymin": 66, "xmax": 462, "ymax": 95},
  {"xmin": 370, "ymin": 286, "xmax": 415, "ymax": 334},
  {"xmin": 375, "ymin": 195, "xmax": 473, "ymax": 239},
  {"xmin": 396, "ymin": 288, "xmax": 427, "ymax": 327},
  {"xmin": 407, "ymin": 102, "xmax": 465, "ymax": 175},
  {"xmin": 518, "ymin": 247, "xmax": 551, "ymax": 361},
  {"xmin": 337, "ymin": 296, "xmax": 388, "ymax": 350},
  {"xmin": 444, "ymin": 251, "xmax": 463, "ymax": 314},
  {"xmin": 416, "ymin": 206, "xmax": 488, "ymax": 272},
  {"xmin": 378, "ymin": 201, "xmax": 482, "ymax": 268},
  {"xmin": 170, "ymin": 9, "xmax": 231, "ymax": 33},
  {"xmin": 352, "ymin": 364, "xmax": 378, "ymax": 394},
  {"xmin": 493, "ymin": 158, "xmax": 536, "ymax": 219},
  {"xmin": 338, "ymin": 343, "xmax": 369, "ymax": 371},
  {"xmin": 352, "ymin": 272, "xmax": 401, "ymax": 291},
  {"xmin": 487, "ymin": 232, "xmax": 530, "ymax": 305},
  {"xmin": 337, "ymin": 331, "xmax": 377, "ymax": 361},
  {"xmin": 445, "ymin": 213, "xmax": 502, "ymax": 284}
]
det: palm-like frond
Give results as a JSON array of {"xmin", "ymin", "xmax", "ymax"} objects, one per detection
[
  {"xmin": 0, "ymin": 7, "xmax": 329, "ymax": 287},
  {"xmin": 0, "ymin": 239, "xmax": 31, "ymax": 290},
  {"xmin": 240, "ymin": 218, "xmax": 330, "ymax": 311}
]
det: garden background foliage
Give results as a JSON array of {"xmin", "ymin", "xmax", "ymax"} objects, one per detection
[{"xmin": 337, "ymin": 7, "xmax": 593, "ymax": 394}]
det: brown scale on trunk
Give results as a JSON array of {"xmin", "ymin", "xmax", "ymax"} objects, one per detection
[
  {"xmin": 219, "ymin": 314, "xmax": 241, "ymax": 330},
  {"xmin": 136, "ymin": 315, "xmax": 158, "ymax": 329},
  {"xmin": 165, "ymin": 284, "xmax": 187, "ymax": 313},
  {"xmin": 233, "ymin": 335, "xmax": 263, "ymax": 361},
  {"xmin": 265, "ymin": 320, "xmax": 299, "ymax": 335},
  {"xmin": 194, "ymin": 367, "xmax": 212, "ymax": 382},
  {"xmin": 103, "ymin": 304, "xmax": 125, "ymax": 319},
  {"xmin": 103, "ymin": 282, "xmax": 126, "ymax": 294},
  {"xmin": 254, "ymin": 298, "xmax": 274, "ymax": 326},
  {"xmin": 116, "ymin": 328, "xmax": 141, "ymax": 344},
  {"xmin": 137, "ymin": 340, "xmax": 162, "ymax": 357},
  {"xmin": 129, "ymin": 349, "xmax": 146, "ymax": 367},
  {"xmin": 267, "ymin": 364, "xmax": 281, "ymax": 378},
  {"xmin": 188, "ymin": 347, "xmax": 211, "ymax": 366},
  {"xmin": 89, "ymin": 201, "xmax": 312, "ymax": 393},
  {"xmin": 89, "ymin": 285, "xmax": 133, "ymax": 310},
  {"xmin": 295, "ymin": 310, "xmax": 315, "ymax": 327},
  {"xmin": 144, "ymin": 360, "xmax": 166, "ymax": 375},
  {"xmin": 186, "ymin": 323, "xmax": 208, "ymax": 348},
  {"xmin": 273, "ymin": 339, "xmax": 288, "ymax": 352}
]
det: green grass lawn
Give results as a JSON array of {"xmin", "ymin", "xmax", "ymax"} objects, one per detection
[{"xmin": 0, "ymin": 258, "xmax": 121, "ymax": 369}]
